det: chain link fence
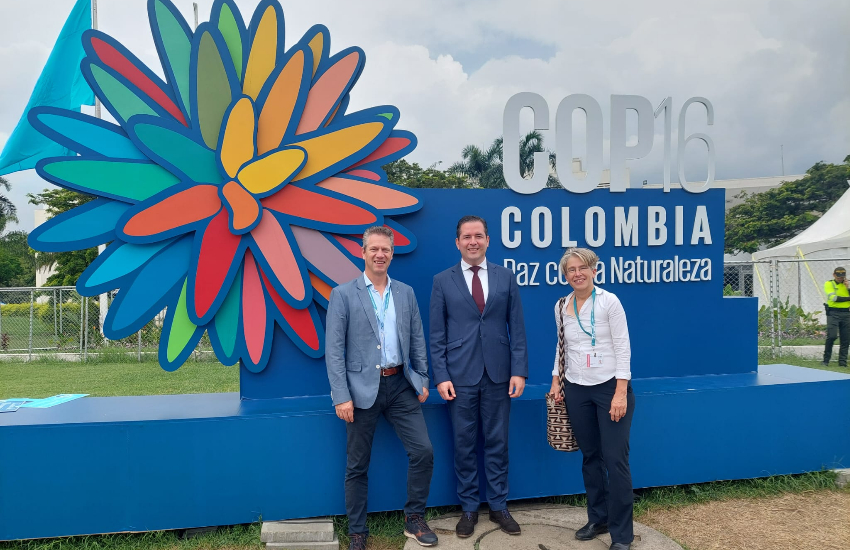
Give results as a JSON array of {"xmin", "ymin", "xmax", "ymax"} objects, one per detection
[
  {"xmin": 0, "ymin": 286, "xmax": 214, "ymax": 362},
  {"xmin": 3, "ymin": 261, "xmax": 847, "ymax": 362},
  {"xmin": 724, "ymin": 258, "xmax": 849, "ymax": 358}
]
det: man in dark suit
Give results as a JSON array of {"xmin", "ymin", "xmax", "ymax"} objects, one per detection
[
  {"xmin": 429, "ymin": 215, "xmax": 528, "ymax": 538},
  {"xmin": 326, "ymin": 226, "xmax": 437, "ymax": 549}
]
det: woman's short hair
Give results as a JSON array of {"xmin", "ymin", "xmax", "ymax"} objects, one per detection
[
  {"xmin": 559, "ymin": 247, "xmax": 599, "ymax": 276},
  {"xmin": 362, "ymin": 225, "xmax": 394, "ymax": 251}
]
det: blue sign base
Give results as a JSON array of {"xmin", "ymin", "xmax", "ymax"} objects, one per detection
[{"xmin": 1, "ymin": 364, "xmax": 848, "ymax": 540}]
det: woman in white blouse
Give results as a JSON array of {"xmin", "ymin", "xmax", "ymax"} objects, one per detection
[{"xmin": 549, "ymin": 248, "xmax": 635, "ymax": 550}]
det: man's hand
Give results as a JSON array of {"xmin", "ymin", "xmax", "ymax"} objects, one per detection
[
  {"xmin": 437, "ymin": 381, "xmax": 456, "ymax": 401},
  {"xmin": 509, "ymin": 376, "xmax": 526, "ymax": 398},
  {"xmin": 335, "ymin": 400, "xmax": 354, "ymax": 423},
  {"xmin": 418, "ymin": 387, "xmax": 430, "ymax": 403}
]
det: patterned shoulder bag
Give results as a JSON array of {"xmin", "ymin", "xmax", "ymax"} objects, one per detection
[{"xmin": 546, "ymin": 296, "xmax": 580, "ymax": 452}]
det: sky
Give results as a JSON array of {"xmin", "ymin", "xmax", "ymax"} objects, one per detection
[{"xmin": 0, "ymin": 0, "xmax": 848, "ymax": 231}]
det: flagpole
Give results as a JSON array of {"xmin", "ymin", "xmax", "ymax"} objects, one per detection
[
  {"xmin": 92, "ymin": 0, "xmax": 109, "ymax": 340},
  {"xmin": 92, "ymin": 0, "xmax": 101, "ymax": 119}
]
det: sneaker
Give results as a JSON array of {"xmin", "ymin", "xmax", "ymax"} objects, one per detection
[
  {"xmin": 489, "ymin": 508, "xmax": 521, "ymax": 535},
  {"xmin": 822, "ymin": 361, "xmax": 830, "ymax": 367},
  {"xmin": 348, "ymin": 533, "xmax": 367, "ymax": 550},
  {"xmin": 456, "ymin": 511, "xmax": 478, "ymax": 538},
  {"xmin": 404, "ymin": 514, "xmax": 438, "ymax": 547}
]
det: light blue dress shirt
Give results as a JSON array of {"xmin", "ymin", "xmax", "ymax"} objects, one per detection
[{"xmin": 364, "ymin": 273, "xmax": 402, "ymax": 368}]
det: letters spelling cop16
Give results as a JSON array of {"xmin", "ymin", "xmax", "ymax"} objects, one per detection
[{"xmin": 500, "ymin": 94, "xmax": 716, "ymax": 288}]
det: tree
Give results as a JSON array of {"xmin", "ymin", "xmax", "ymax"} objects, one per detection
[
  {"xmin": 725, "ymin": 156, "xmax": 850, "ymax": 254},
  {"xmin": 27, "ymin": 188, "xmax": 97, "ymax": 286},
  {"xmin": 0, "ymin": 176, "xmax": 18, "ymax": 233},
  {"xmin": 448, "ymin": 131, "xmax": 557, "ymax": 189},
  {"xmin": 384, "ymin": 159, "xmax": 469, "ymax": 189},
  {"xmin": 0, "ymin": 230, "xmax": 36, "ymax": 286}
]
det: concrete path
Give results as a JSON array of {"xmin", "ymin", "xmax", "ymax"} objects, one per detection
[{"xmin": 404, "ymin": 505, "xmax": 682, "ymax": 550}]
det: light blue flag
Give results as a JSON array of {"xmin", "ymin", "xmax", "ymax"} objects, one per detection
[{"xmin": 0, "ymin": 0, "xmax": 94, "ymax": 176}]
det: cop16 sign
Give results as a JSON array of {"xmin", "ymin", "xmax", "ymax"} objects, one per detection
[{"xmin": 503, "ymin": 93, "xmax": 715, "ymax": 195}]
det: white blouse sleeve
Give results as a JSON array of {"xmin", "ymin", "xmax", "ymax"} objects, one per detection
[
  {"xmin": 607, "ymin": 293, "xmax": 632, "ymax": 380},
  {"xmin": 552, "ymin": 299, "xmax": 564, "ymax": 377}
]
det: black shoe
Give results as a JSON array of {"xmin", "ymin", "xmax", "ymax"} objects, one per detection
[
  {"xmin": 404, "ymin": 514, "xmax": 438, "ymax": 547},
  {"xmin": 489, "ymin": 508, "xmax": 521, "ymax": 535},
  {"xmin": 348, "ymin": 533, "xmax": 367, "ymax": 550},
  {"xmin": 575, "ymin": 521, "xmax": 608, "ymax": 540},
  {"xmin": 456, "ymin": 511, "xmax": 478, "ymax": 538},
  {"xmin": 609, "ymin": 543, "xmax": 631, "ymax": 550},
  {"xmin": 822, "ymin": 361, "xmax": 830, "ymax": 366}
]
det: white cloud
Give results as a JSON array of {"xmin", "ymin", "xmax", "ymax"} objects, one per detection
[{"xmin": 0, "ymin": 0, "xmax": 847, "ymax": 233}]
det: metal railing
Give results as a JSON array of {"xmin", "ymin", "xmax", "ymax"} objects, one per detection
[
  {"xmin": 0, "ymin": 286, "xmax": 213, "ymax": 362},
  {"xmin": 724, "ymin": 257, "xmax": 848, "ymax": 358},
  {"xmin": 2, "ymin": 258, "xmax": 847, "ymax": 362}
]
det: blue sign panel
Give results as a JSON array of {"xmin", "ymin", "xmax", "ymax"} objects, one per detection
[{"xmin": 243, "ymin": 187, "xmax": 755, "ymax": 400}]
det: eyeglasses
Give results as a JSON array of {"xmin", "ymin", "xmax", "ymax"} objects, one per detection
[{"xmin": 565, "ymin": 265, "xmax": 592, "ymax": 275}]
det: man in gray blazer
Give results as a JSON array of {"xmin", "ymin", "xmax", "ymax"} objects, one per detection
[
  {"xmin": 430, "ymin": 215, "xmax": 528, "ymax": 538},
  {"xmin": 326, "ymin": 226, "xmax": 437, "ymax": 550}
]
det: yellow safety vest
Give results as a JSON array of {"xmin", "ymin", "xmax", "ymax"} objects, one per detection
[{"xmin": 825, "ymin": 279, "xmax": 850, "ymax": 309}]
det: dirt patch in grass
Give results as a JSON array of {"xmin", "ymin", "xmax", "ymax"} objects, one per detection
[{"xmin": 640, "ymin": 490, "xmax": 850, "ymax": 550}]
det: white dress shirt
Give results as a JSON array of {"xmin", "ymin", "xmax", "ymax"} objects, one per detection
[
  {"xmin": 363, "ymin": 273, "xmax": 401, "ymax": 368},
  {"xmin": 552, "ymin": 286, "xmax": 631, "ymax": 385},
  {"xmin": 460, "ymin": 258, "xmax": 489, "ymax": 303}
]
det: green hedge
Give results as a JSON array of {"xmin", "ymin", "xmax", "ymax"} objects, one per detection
[{"xmin": 0, "ymin": 302, "xmax": 83, "ymax": 323}]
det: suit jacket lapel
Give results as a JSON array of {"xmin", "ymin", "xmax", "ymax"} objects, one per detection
[
  {"xmin": 451, "ymin": 263, "xmax": 483, "ymax": 315},
  {"xmin": 482, "ymin": 261, "xmax": 499, "ymax": 316},
  {"xmin": 356, "ymin": 277, "xmax": 380, "ymax": 341}
]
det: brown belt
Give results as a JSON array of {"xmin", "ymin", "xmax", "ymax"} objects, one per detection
[{"xmin": 380, "ymin": 365, "xmax": 403, "ymax": 377}]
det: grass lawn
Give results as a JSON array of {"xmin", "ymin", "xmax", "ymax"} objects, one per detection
[
  {"xmin": 759, "ymin": 351, "xmax": 849, "ymax": 374},
  {"xmin": 0, "ymin": 356, "xmax": 239, "ymax": 399},
  {"xmin": 1, "ymin": 349, "xmax": 842, "ymax": 401}
]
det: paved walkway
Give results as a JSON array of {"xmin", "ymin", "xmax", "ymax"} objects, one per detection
[{"xmin": 404, "ymin": 505, "xmax": 682, "ymax": 550}]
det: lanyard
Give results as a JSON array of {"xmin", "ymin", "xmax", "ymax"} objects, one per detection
[
  {"xmin": 367, "ymin": 282, "xmax": 391, "ymax": 352},
  {"xmin": 573, "ymin": 288, "xmax": 596, "ymax": 347}
]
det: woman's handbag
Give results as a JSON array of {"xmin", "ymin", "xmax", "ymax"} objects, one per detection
[{"xmin": 547, "ymin": 296, "xmax": 580, "ymax": 452}]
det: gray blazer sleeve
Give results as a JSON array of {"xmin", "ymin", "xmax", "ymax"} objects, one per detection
[
  {"xmin": 408, "ymin": 288, "xmax": 429, "ymax": 381},
  {"xmin": 325, "ymin": 287, "xmax": 352, "ymax": 406}
]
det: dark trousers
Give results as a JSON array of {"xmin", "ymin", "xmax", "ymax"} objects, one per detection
[
  {"xmin": 563, "ymin": 377, "xmax": 635, "ymax": 545},
  {"xmin": 824, "ymin": 310, "xmax": 850, "ymax": 366},
  {"xmin": 447, "ymin": 373, "xmax": 511, "ymax": 512},
  {"xmin": 345, "ymin": 374, "xmax": 434, "ymax": 535}
]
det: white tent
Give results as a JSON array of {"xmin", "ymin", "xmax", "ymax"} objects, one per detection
[{"xmin": 750, "ymin": 186, "xmax": 850, "ymax": 314}]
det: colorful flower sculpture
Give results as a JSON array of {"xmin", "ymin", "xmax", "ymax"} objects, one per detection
[{"xmin": 28, "ymin": 0, "xmax": 421, "ymax": 372}]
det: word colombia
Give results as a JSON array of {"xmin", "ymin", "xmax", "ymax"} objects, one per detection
[{"xmin": 501, "ymin": 203, "xmax": 713, "ymax": 287}]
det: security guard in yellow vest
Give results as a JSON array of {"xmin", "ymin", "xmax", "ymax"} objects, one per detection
[{"xmin": 823, "ymin": 267, "xmax": 849, "ymax": 367}]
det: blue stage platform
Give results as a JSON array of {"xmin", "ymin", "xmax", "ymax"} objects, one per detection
[{"xmin": 2, "ymin": 364, "xmax": 848, "ymax": 540}]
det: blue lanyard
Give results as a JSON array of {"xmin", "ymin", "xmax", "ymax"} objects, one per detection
[{"xmin": 573, "ymin": 288, "xmax": 596, "ymax": 347}]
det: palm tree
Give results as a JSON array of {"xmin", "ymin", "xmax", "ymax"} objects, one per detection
[
  {"xmin": 0, "ymin": 177, "xmax": 18, "ymax": 233},
  {"xmin": 448, "ymin": 140, "xmax": 504, "ymax": 188},
  {"xmin": 449, "ymin": 131, "xmax": 558, "ymax": 189}
]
